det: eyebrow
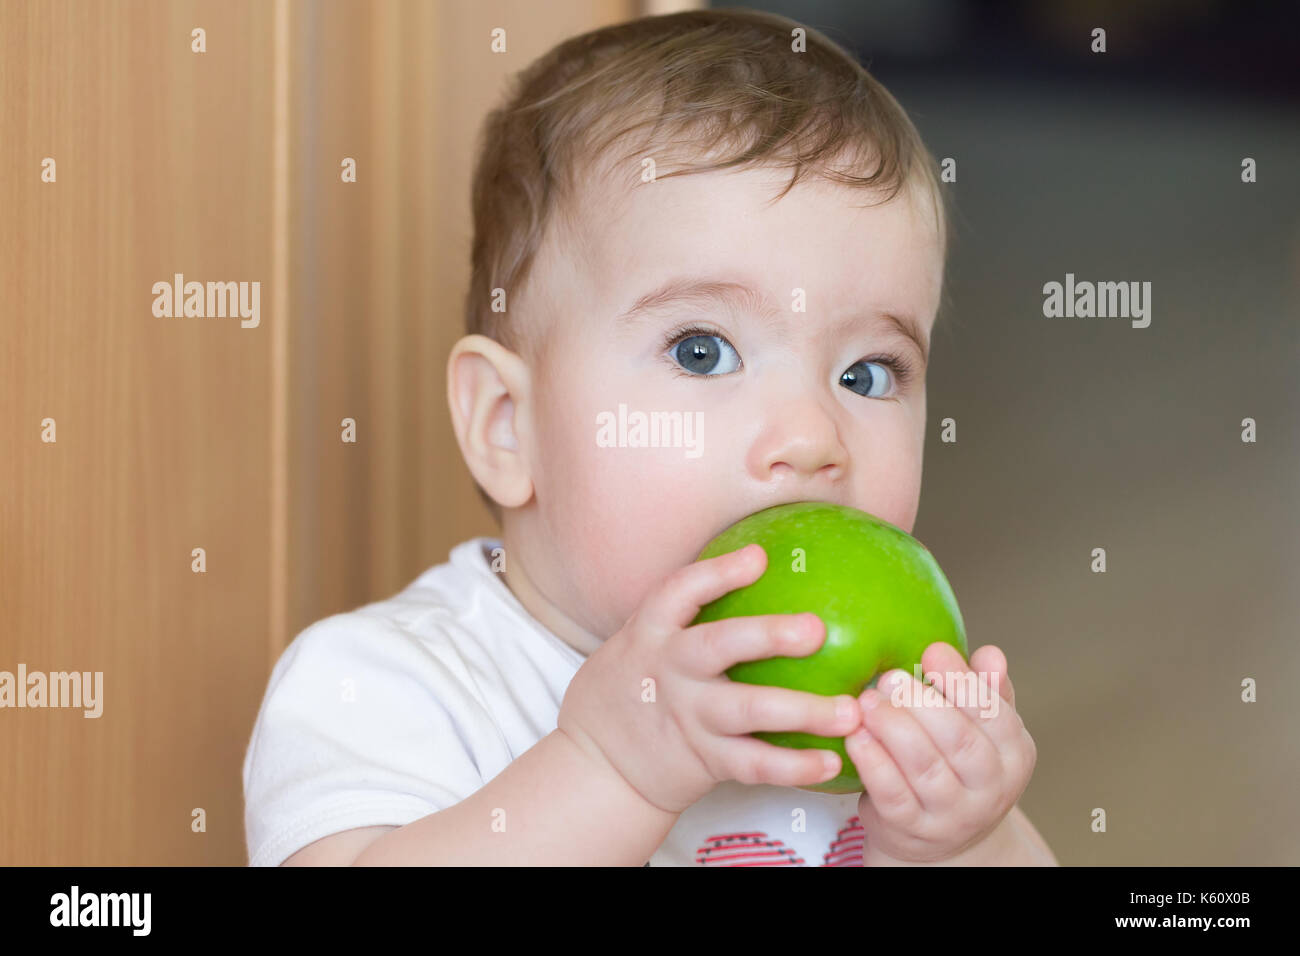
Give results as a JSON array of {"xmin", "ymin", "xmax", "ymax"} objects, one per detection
[{"xmin": 616, "ymin": 276, "xmax": 930, "ymax": 365}]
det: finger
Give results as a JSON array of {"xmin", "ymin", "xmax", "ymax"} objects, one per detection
[
  {"xmin": 843, "ymin": 726, "xmax": 923, "ymax": 826},
  {"xmin": 921, "ymin": 641, "xmax": 1013, "ymax": 706},
  {"xmin": 920, "ymin": 641, "xmax": 968, "ymax": 688},
  {"xmin": 921, "ymin": 641, "xmax": 1010, "ymax": 714},
  {"xmin": 642, "ymin": 546, "xmax": 769, "ymax": 634},
  {"xmin": 699, "ymin": 683, "xmax": 862, "ymax": 738},
  {"xmin": 715, "ymin": 735, "xmax": 845, "ymax": 789},
  {"xmin": 678, "ymin": 611, "xmax": 825, "ymax": 678},
  {"xmin": 920, "ymin": 647, "xmax": 1023, "ymax": 747},
  {"xmin": 647, "ymin": 543, "xmax": 767, "ymax": 632},
  {"xmin": 855, "ymin": 684, "xmax": 964, "ymax": 812},
  {"xmin": 970, "ymin": 644, "xmax": 1015, "ymax": 707},
  {"xmin": 874, "ymin": 669, "xmax": 1001, "ymax": 791}
]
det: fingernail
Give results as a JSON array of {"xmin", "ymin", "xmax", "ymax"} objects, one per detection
[{"xmin": 861, "ymin": 689, "xmax": 880, "ymax": 710}]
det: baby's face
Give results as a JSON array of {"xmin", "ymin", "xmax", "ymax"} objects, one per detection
[{"xmin": 513, "ymin": 163, "xmax": 943, "ymax": 642}]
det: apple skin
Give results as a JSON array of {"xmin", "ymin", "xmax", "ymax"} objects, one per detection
[{"xmin": 691, "ymin": 501, "xmax": 968, "ymax": 794}]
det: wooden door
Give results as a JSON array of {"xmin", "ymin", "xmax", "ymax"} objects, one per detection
[{"xmin": 1, "ymin": 0, "xmax": 642, "ymax": 866}]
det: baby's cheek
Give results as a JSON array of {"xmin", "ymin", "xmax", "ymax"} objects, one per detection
[
  {"xmin": 848, "ymin": 425, "xmax": 924, "ymax": 533},
  {"xmin": 568, "ymin": 452, "xmax": 721, "ymax": 633}
]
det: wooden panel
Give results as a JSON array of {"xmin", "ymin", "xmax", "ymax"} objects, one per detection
[
  {"xmin": 0, "ymin": 0, "xmax": 277, "ymax": 863},
  {"xmin": 0, "ymin": 0, "xmax": 641, "ymax": 865}
]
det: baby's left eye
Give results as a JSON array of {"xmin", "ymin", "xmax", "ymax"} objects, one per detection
[{"xmin": 839, "ymin": 360, "xmax": 895, "ymax": 398}]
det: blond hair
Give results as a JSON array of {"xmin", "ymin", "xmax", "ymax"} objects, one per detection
[{"xmin": 463, "ymin": 7, "xmax": 948, "ymax": 521}]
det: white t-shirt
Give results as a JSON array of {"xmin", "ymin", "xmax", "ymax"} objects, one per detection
[{"xmin": 242, "ymin": 537, "xmax": 866, "ymax": 866}]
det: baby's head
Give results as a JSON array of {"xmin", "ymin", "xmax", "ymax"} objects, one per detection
[{"xmin": 448, "ymin": 8, "xmax": 948, "ymax": 651}]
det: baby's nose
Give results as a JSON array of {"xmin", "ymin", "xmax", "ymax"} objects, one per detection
[{"xmin": 750, "ymin": 399, "xmax": 847, "ymax": 482}]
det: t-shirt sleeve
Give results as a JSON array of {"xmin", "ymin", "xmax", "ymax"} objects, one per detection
[{"xmin": 242, "ymin": 615, "xmax": 488, "ymax": 866}]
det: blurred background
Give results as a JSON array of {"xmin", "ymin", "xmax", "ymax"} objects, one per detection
[{"xmin": 2, "ymin": 0, "xmax": 1297, "ymax": 865}]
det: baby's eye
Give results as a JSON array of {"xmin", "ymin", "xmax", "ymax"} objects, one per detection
[
  {"xmin": 667, "ymin": 333, "xmax": 741, "ymax": 376},
  {"xmin": 839, "ymin": 360, "xmax": 895, "ymax": 398}
]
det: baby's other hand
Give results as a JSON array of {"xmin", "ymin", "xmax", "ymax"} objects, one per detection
[{"xmin": 845, "ymin": 642, "xmax": 1037, "ymax": 865}]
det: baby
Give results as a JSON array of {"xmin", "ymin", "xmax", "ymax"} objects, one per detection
[{"xmin": 243, "ymin": 7, "xmax": 1057, "ymax": 867}]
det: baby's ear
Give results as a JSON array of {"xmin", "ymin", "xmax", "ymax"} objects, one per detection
[{"xmin": 446, "ymin": 335, "xmax": 533, "ymax": 509}]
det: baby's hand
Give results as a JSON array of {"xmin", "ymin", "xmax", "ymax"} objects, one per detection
[
  {"xmin": 845, "ymin": 642, "xmax": 1036, "ymax": 865},
  {"xmin": 558, "ymin": 543, "xmax": 862, "ymax": 817}
]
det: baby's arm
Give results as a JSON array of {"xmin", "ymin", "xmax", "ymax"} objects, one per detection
[
  {"xmin": 285, "ymin": 728, "xmax": 678, "ymax": 866},
  {"xmin": 282, "ymin": 825, "xmax": 395, "ymax": 866},
  {"xmin": 1009, "ymin": 804, "xmax": 1058, "ymax": 865}
]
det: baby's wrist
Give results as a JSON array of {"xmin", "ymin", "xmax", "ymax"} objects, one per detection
[
  {"xmin": 551, "ymin": 727, "xmax": 679, "ymax": 822},
  {"xmin": 864, "ymin": 817, "xmax": 1018, "ymax": 867}
]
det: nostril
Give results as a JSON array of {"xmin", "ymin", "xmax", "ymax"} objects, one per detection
[{"xmin": 770, "ymin": 462, "xmax": 794, "ymax": 480}]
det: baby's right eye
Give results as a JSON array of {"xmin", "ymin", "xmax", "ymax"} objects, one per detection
[{"xmin": 664, "ymin": 330, "xmax": 742, "ymax": 376}]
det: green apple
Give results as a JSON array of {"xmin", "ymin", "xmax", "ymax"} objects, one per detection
[{"xmin": 691, "ymin": 501, "xmax": 968, "ymax": 794}]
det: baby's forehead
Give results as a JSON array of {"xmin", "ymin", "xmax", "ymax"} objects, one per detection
[
  {"xmin": 525, "ymin": 152, "xmax": 943, "ymax": 342},
  {"xmin": 565, "ymin": 164, "xmax": 939, "ymax": 275},
  {"xmin": 574, "ymin": 152, "xmax": 936, "ymax": 236}
]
